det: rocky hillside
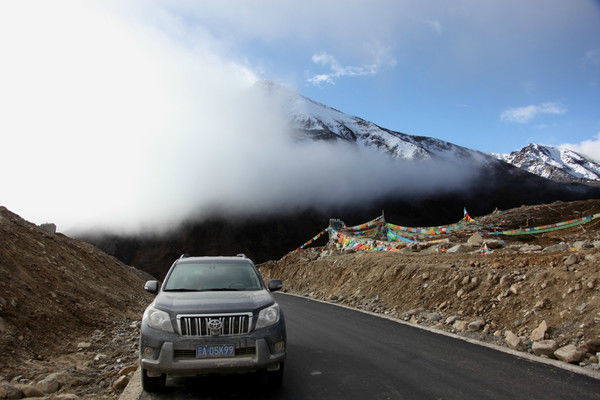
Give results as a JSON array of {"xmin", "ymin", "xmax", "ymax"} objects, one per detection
[
  {"xmin": 258, "ymin": 199, "xmax": 600, "ymax": 372},
  {"xmin": 492, "ymin": 143, "xmax": 600, "ymax": 184},
  {"xmin": 0, "ymin": 206, "xmax": 153, "ymax": 399}
]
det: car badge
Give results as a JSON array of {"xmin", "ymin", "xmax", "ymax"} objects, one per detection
[{"xmin": 208, "ymin": 319, "xmax": 223, "ymax": 336}]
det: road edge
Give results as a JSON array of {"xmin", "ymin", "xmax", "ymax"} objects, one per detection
[
  {"xmin": 118, "ymin": 367, "xmax": 142, "ymax": 400},
  {"xmin": 278, "ymin": 291, "xmax": 600, "ymax": 381}
]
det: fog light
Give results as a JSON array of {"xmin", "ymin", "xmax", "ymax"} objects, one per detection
[
  {"xmin": 142, "ymin": 346, "xmax": 156, "ymax": 359},
  {"xmin": 273, "ymin": 341, "xmax": 285, "ymax": 353}
]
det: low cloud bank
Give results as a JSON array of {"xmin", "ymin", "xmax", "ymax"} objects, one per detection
[{"xmin": 0, "ymin": 2, "xmax": 477, "ymax": 234}]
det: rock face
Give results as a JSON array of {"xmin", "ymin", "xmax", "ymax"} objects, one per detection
[
  {"xmin": 504, "ymin": 330, "xmax": 524, "ymax": 350},
  {"xmin": 530, "ymin": 320, "xmax": 548, "ymax": 341},
  {"xmin": 531, "ymin": 340, "xmax": 558, "ymax": 356},
  {"xmin": 553, "ymin": 344, "xmax": 585, "ymax": 363}
]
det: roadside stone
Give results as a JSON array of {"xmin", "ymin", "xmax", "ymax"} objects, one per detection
[
  {"xmin": 37, "ymin": 376, "xmax": 60, "ymax": 394},
  {"xmin": 467, "ymin": 233, "xmax": 483, "ymax": 247},
  {"xmin": 445, "ymin": 315, "xmax": 459, "ymax": 325},
  {"xmin": 580, "ymin": 339, "xmax": 600, "ymax": 353},
  {"xmin": 453, "ymin": 320, "xmax": 468, "ymax": 332},
  {"xmin": 554, "ymin": 344, "xmax": 585, "ymax": 363},
  {"xmin": 77, "ymin": 342, "xmax": 91, "ymax": 350},
  {"xmin": 456, "ymin": 289, "xmax": 465, "ymax": 298},
  {"xmin": 589, "ymin": 355, "xmax": 598, "ymax": 364},
  {"xmin": 118, "ymin": 365, "xmax": 137, "ymax": 376},
  {"xmin": 0, "ymin": 382, "xmax": 22, "ymax": 399},
  {"xmin": 543, "ymin": 242, "xmax": 569, "ymax": 252},
  {"xmin": 564, "ymin": 254, "xmax": 578, "ymax": 266},
  {"xmin": 485, "ymin": 239, "xmax": 504, "ymax": 249},
  {"xmin": 112, "ymin": 375, "xmax": 129, "ymax": 392},
  {"xmin": 422, "ymin": 312, "xmax": 441, "ymax": 322},
  {"xmin": 56, "ymin": 394, "xmax": 80, "ymax": 399},
  {"xmin": 520, "ymin": 244, "xmax": 542, "ymax": 252},
  {"xmin": 17, "ymin": 384, "xmax": 43, "ymax": 397},
  {"xmin": 573, "ymin": 240, "xmax": 591, "ymax": 250},
  {"xmin": 504, "ymin": 330, "xmax": 524, "ymax": 350},
  {"xmin": 532, "ymin": 340, "xmax": 558, "ymax": 356},
  {"xmin": 493, "ymin": 330, "xmax": 502, "ymax": 337},
  {"xmin": 468, "ymin": 320, "xmax": 485, "ymax": 332},
  {"xmin": 530, "ymin": 320, "xmax": 548, "ymax": 341},
  {"xmin": 447, "ymin": 244, "xmax": 470, "ymax": 254},
  {"xmin": 509, "ymin": 284, "xmax": 519, "ymax": 295}
]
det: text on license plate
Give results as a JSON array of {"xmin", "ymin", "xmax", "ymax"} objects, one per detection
[{"xmin": 196, "ymin": 344, "xmax": 235, "ymax": 358}]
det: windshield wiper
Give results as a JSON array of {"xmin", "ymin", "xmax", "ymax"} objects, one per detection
[{"xmin": 163, "ymin": 288, "xmax": 201, "ymax": 292}]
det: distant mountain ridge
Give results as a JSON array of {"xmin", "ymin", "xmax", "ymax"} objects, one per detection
[{"xmin": 492, "ymin": 143, "xmax": 600, "ymax": 184}]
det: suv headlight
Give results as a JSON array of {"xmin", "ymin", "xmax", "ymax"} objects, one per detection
[
  {"xmin": 256, "ymin": 303, "xmax": 280, "ymax": 329},
  {"xmin": 143, "ymin": 306, "xmax": 174, "ymax": 333}
]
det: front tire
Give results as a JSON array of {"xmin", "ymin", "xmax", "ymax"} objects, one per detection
[
  {"xmin": 267, "ymin": 362, "xmax": 284, "ymax": 388},
  {"xmin": 141, "ymin": 369, "xmax": 166, "ymax": 393}
]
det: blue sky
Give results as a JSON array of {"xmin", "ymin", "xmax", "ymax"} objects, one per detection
[{"xmin": 160, "ymin": 0, "xmax": 600, "ymax": 154}]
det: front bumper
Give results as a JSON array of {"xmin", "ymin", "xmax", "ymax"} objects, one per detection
[{"xmin": 140, "ymin": 320, "xmax": 286, "ymax": 376}]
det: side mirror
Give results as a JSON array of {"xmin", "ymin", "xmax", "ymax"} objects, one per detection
[
  {"xmin": 144, "ymin": 280, "xmax": 159, "ymax": 294},
  {"xmin": 268, "ymin": 279, "xmax": 283, "ymax": 292}
]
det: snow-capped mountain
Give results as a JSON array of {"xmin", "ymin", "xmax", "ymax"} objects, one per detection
[
  {"xmin": 492, "ymin": 143, "xmax": 600, "ymax": 183},
  {"xmin": 256, "ymin": 81, "xmax": 490, "ymax": 165}
]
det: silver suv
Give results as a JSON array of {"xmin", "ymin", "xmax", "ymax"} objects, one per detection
[{"xmin": 139, "ymin": 255, "xmax": 286, "ymax": 392}]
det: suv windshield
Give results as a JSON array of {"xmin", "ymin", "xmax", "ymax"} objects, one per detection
[{"xmin": 163, "ymin": 262, "xmax": 263, "ymax": 292}]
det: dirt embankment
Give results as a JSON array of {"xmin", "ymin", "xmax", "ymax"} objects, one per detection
[
  {"xmin": 259, "ymin": 200, "xmax": 600, "ymax": 371},
  {"xmin": 0, "ymin": 206, "xmax": 153, "ymax": 398}
]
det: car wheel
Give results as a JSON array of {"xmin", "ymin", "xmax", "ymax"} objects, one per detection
[
  {"xmin": 267, "ymin": 362, "xmax": 284, "ymax": 388},
  {"xmin": 141, "ymin": 369, "xmax": 166, "ymax": 393}
]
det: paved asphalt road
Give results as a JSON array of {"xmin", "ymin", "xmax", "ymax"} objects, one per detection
[{"xmin": 140, "ymin": 293, "xmax": 599, "ymax": 399}]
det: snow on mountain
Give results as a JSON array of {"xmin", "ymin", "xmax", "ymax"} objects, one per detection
[
  {"xmin": 255, "ymin": 81, "xmax": 491, "ymax": 165},
  {"xmin": 492, "ymin": 143, "xmax": 600, "ymax": 183}
]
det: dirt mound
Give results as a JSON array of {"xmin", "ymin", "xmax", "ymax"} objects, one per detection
[
  {"xmin": 0, "ymin": 206, "xmax": 153, "ymax": 377},
  {"xmin": 258, "ymin": 199, "xmax": 600, "ymax": 371}
]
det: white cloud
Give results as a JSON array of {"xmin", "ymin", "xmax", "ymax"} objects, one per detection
[
  {"xmin": 0, "ymin": 1, "xmax": 474, "ymax": 234},
  {"xmin": 425, "ymin": 19, "xmax": 442, "ymax": 34},
  {"xmin": 561, "ymin": 132, "xmax": 600, "ymax": 163},
  {"xmin": 500, "ymin": 102, "xmax": 567, "ymax": 123},
  {"xmin": 307, "ymin": 52, "xmax": 378, "ymax": 85}
]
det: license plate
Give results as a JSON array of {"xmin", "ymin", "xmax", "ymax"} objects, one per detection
[{"xmin": 196, "ymin": 344, "xmax": 235, "ymax": 358}]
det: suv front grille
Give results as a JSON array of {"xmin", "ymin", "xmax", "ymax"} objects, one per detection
[{"xmin": 178, "ymin": 314, "xmax": 252, "ymax": 336}]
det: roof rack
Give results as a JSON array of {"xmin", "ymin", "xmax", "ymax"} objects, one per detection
[{"xmin": 236, "ymin": 253, "xmax": 247, "ymax": 258}]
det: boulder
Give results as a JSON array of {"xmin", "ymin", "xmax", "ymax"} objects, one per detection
[
  {"xmin": 453, "ymin": 320, "xmax": 468, "ymax": 332},
  {"xmin": 37, "ymin": 376, "xmax": 60, "ymax": 394},
  {"xmin": 531, "ymin": 340, "xmax": 558, "ymax": 356},
  {"xmin": 17, "ymin": 384, "xmax": 43, "ymax": 397},
  {"xmin": 530, "ymin": 320, "xmax": 548, "ymax": 341},
  {"xmin": 445, "ymin": 315, "xmax": 459, "ymax": 325},
  {"xmin": 573, "ymin": 240, "xmax": 591, "ymax": 250},
  {"xmin": 0, "ymin": 382, "xmax": 22, "ymax": 399},
  {"xmin": 447, "ymin": 244, "xmax": 470, "ymax": 254},
  {"xmin": 422, "ymin": 312, "xmax": 441, "ymax": 322},
  {"xmin": 580, "ymin": 339, "xmax": 600, "ymax": 354},
  {"xmin": 77, "ymin": 342, "xmax": 91, "ymax": 350},
  {"xmin": 39, "ymin": 223, "xmax": 56, "ymax": 235},
  {"xmin": 485, "ymin": 239, "xmax": 504, "ymax": 249},
  {"xmin": 468, "ymin": 320, "xmax": 485, "ymax": 332},
  {"xmin": 563, "ymin": 254, "xmax": 578, "ymax": 266},
  {"xmin": 467, "ymin": 233, "xmax": 483, "ymax": 247},
  {"xmin": 520, "ymin": 244, "xmax": 542, "ymax": 252},
  {"xmin": 56, "ymin": 394, "xmax": 80, "ymax": 400},
  {"xmin": 504, "ymin": 330, "xmax": 524, "ymax": 350},
  {"xmin": 554, "ymin": 344, "xmax": 585, "ymax": 363},
  {"xmin": 543, "ymin": 242, "xmax": 569, "ymax": 252}
]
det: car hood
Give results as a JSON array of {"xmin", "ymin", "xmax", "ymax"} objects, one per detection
[{"xmin": 153, "ymin": 289, "xmax": 274, "ymax": 315}]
